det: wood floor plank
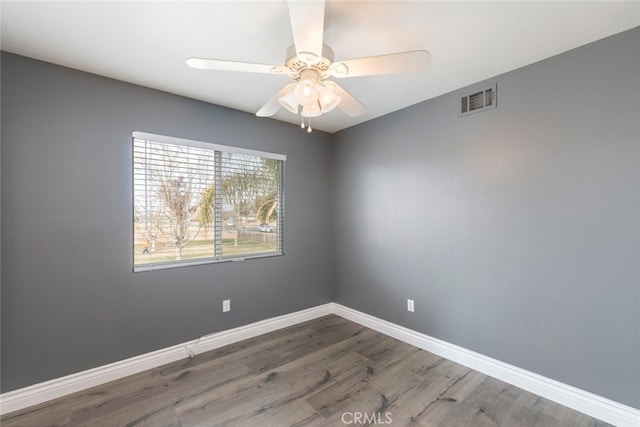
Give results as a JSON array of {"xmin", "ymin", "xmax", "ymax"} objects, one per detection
[
  {"xmin": 0, "ymin": 315, "xmax": 613, "ymax": 427},
  {"xmin": 176, "ymin": 335, "xmax": 372, "ymax": 425},
  {"xmin": 277, "ymin": 332, "xmax": 406, "ymax": 427},
  {"xmin": 242, "ymin": 317, "xmax": 367, "ymax": 374}
]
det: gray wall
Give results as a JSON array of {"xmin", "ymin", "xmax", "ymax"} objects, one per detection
[
  {"xmin": 332, "ymin": 28, "xmax": 639, "ymax": 408},
  {"xmin": 1, "ymin": 53, "xmax": 333, "ymax": 392}
]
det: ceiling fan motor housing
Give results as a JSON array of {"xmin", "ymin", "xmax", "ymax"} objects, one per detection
[{"xmin": 285, "ymin": 44, "xmax": 335, "ymax": 80}]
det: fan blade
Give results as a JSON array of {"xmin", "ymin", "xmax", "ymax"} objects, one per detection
[
  {"xmin": 256, "ymin": 83, "xmax": 297, "ymax": 117},
  {"xmin": 186, "ymin": 57, "xmax": 290, "ymax": 75},
  {"xmin": 287, "ymin": 0, "xmax": 325, "ymax": 63},
  {"xmin": 331, "ymin": 83, "xmax": 367, "ymax": 117},
  {"xmin": 330, "ymin": 50, "xmax": 430, "ymax": 78}
]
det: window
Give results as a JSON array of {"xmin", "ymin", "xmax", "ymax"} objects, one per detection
[{"xmin": 133, "ymin": 132, "xmax": 285, "ymax": 272}]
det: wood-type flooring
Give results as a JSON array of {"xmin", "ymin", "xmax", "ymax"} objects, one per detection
[{"xmin": 1, "ymin": 315, "xmax": 612, "ymax": 426}]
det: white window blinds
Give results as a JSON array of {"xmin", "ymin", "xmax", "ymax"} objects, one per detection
[{"xmin": 133, "ymin": 132, "xmax": 285, "ymax": 272}]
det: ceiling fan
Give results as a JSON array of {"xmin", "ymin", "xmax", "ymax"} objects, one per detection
[{"xmin": 187, "ymin": 0, "xmax": 430, "ymax": 132}]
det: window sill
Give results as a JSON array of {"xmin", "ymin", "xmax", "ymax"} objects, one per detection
[{"xmin": 133, "ymin": 251, "xmax": 284, "ymax": 272}]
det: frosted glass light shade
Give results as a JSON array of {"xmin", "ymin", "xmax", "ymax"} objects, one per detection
[
  {"xmin": 318, "ymin": 85, "xmax": 341, "ymax": 113},
  {"xmin": 278, "ymin": 89, "xmax": 298, "ymax": 114},
  {"xmin": 301, "ymin": 103, "xmax": 322, "ymax": 117},
  {"xmin": 294, "ymin": 79, "xmax": 319, "ymax": 105}
]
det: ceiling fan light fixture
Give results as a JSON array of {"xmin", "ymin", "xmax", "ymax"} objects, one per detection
[{"xmin": 188, "ymin": 0, "xmax": 432, "ymax": 132}]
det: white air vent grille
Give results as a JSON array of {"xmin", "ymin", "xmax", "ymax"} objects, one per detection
[{"xmin": 458, "ymin": 84, "xmax": 497, "ymax": 117}]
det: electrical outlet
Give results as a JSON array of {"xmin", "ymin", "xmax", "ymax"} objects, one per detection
[
  {"xmin": 223, "ymin": 299, "xmax": 231, "ymax": 312},
  {"xmin": 407, "ymin": 299, "xmax": 414, "ymax": 312}
]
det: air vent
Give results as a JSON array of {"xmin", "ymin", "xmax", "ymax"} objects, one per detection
[{"xmin": 458, "ymin": 83, "xmax": 497, "ymax": 117}]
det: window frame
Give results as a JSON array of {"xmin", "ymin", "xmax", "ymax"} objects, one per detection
[{"xmin": 132, "ymin": 131, "xmax": 286, "ymax": 272}]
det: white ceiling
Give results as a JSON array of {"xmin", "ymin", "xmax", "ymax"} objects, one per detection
[{"xmin": 1, "ymin": 1, "xmax": 638, "ymax": 133}]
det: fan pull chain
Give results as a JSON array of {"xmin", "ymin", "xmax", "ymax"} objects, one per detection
[{"xmin": 300, "ymin": 116, "xmax": 313, "ymax": 133}]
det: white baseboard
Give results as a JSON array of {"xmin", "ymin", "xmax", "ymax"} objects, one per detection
[
  {"xmin": 2, "ymin": 302, "xmax": 638, "ymax": 427},
  {"xmin": 332, "ymin": 303, "xmax": 640, "ymax": 427},
  {"xmin": 0, "ymin": 303, "xmax": 333, "ymax": 415}
]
